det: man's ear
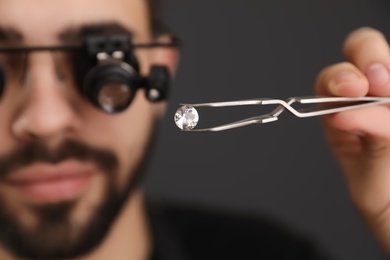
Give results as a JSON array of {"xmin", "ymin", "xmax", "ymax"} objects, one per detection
[{"xmin": 150, "ymin": 34, "xmax": 180, "ymax": 118}]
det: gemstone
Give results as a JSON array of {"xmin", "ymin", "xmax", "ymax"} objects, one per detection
[{"xmin": 174, "ymin": 105, "xmax": 199, "ymax": 130}]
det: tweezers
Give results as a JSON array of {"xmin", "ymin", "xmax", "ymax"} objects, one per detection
[{"xmin": 178, "ymin": 96, "xmax": 390, "ymax": 132}]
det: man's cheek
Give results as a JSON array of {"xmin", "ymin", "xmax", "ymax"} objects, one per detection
[{"xmin": 114, "ymin": 154, "xmax": 141, "ymax": 192}]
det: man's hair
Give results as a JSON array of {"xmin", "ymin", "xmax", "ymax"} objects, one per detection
[{"xmin": 147, "ymin": 0, "xmax": 172, "ymax": 38}]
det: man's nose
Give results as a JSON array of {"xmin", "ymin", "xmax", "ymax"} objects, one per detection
[{"xmin": 11, "ymin": 52, "xmax": 82, "ymax": 143}]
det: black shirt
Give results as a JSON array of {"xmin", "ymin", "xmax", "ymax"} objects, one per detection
[{"xmin": 148, "ymin": 201, "xmax": 329, "ymax": 260}]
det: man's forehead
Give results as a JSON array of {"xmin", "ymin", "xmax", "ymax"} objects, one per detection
[{"xmin": 0, "ymin": 0, "xmax": 151, "ymax": 45}]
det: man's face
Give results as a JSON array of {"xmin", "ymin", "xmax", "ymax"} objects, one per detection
[{"xmin": 0, "ymin": 0, "xmax": 163, "ymax": 258}]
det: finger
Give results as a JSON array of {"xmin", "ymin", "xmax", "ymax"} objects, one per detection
[
  {"xmin": 315, "ymin": 62, "xmax": 369, "ymax": 97},
  {"xmin": 324, "ymin": 105, "xmax": 390, "ymax": 141},
  {"xmin": 343, "ymin": 27, "xmax": 390, "ymax": 96}
]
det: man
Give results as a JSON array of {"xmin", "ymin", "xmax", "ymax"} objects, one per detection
[
  {"xmin": 0, "ymin": 0, "xmax": 389, "ymax": 259},
  {"xmin": 0, "ymin": 0, "xmax": 178, "ymax": 259}
]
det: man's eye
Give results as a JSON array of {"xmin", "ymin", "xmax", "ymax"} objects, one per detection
[{"xmin": 0, "ymin": 53, "xmax": 26, "ymax": 78}]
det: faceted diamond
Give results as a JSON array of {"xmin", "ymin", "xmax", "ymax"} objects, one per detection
[{"xmin": 174, "ymin": 105, "xmax": 199, "ymax": 130}]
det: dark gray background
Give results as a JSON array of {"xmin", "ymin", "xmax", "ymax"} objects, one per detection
[{"xmin": 144, "ymin": 0, "xmax": 390, "ymax": 259}]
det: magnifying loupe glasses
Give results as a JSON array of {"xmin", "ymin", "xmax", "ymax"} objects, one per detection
[{"xmin": 0, "ymin": 33, "xmax": 180, "ymax": 113}]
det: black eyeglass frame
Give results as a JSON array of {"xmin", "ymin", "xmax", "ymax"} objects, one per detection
[{"xmin": 0, "ymin": 36, "xmax": 181, "ymax": 53}]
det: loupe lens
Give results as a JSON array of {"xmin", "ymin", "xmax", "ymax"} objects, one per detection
[
  {"xmin": 83, "ymin": 60, "xmax": 137, "ymax": 113},
  {"xmin": 98, "ymin": 82, "xmax": 132, "ymax": 112}
]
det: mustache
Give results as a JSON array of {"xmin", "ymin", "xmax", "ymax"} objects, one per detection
[{"xmin": 0, "ymin": 139, "xmax": 118, "ymax": 178}]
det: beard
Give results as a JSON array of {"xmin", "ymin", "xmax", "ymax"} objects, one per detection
[{"xmin": 0, "ymin": 134, "xmax": 155, "ymax": 259}]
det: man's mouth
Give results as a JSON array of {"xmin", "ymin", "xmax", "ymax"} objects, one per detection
[{"xmin": 1, "ymin": 160, "xmax": 94, "ymax": 203}]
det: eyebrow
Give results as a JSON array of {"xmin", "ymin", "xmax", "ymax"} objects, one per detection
[
  {"xmin": 0, "ymin": 22, "xmax": 134, "ymax": 46},
  {"xmin": 0, "ymin": 27, "xmax": 23, "ymax": 42},
  {"xmin": 58, "ymin": 22, "xmax": 135, "ymax": 45}
]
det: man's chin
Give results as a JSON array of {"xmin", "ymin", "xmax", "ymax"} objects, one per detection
[{"xmin": 0, "ymin": 186, "xmax": 121, "ymax": 259}]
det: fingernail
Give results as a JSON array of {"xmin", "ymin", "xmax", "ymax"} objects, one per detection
[
  {"xmin": 366, "ymin": 63, "xmax": 390, "ymax": 86},
  {"xmin": 329, "ymin": 71, "xmax": 359, "ymax": 94}
]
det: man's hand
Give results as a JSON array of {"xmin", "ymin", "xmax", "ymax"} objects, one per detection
[{"xmin": 316, "ymin": 27, "xmax": 390, "ymax": 253}]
